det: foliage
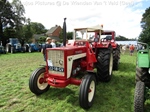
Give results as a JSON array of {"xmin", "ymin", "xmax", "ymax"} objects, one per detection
[
  {"xmin": 139, "ymin": 7, "xmax": 150, "ymax": 44},
  {"xmin": 30, "ymin": 22, "xmax": 46, "ymax": 34},
  {"xmin": 0, "ymin": 0, "xmax": 14, "ymax": 45},
  {"xmin": 139, "ymin": 27, "xmax": 150, "ymax": 45},
  {"xmin": 39, "ymin": 36, "xmax": 47, "ymax": 43},
  {"xmin": 59, "ymin": 30, "xmax": 73, "ymax": 42},
  {"xmin": 22, "ymin": 21, "xmax": 47, "ymax": 43},
  {"xmin": 67, "ymin": 32, "xmax": 73, "ymax": 39},
  {"xmin": 23, "ymin": 18, "xmax": 33, "ymax": 42},
  {"xmin": 0, "ymin": 0, "xmax": 25, "ymax": 46},
  {"xmin": 115, "ymin": 35, "xmax": 129, "ymax": 41},
  {"xmin": 3, "ymin": 27, "xmax": 16, "ymax": 38},
  {"xmin": 11, "ymin": 0, "xmax": 25, "ymax": 38}
]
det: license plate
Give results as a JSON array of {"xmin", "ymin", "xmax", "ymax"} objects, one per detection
[{"xmin": 49, "ymin": 66, "xmax": 64, "ymax": 72}]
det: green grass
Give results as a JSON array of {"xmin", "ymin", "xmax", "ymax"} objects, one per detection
[{"xmin": 0, "ymin": 51, "xmax": 142, "ymax": 112}]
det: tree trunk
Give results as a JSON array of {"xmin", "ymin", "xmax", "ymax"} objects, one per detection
[{"xmin": 0, "ymin": 18, "xmax": 4, "ymax": 46}]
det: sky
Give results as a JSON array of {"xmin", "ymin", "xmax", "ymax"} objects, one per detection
[{"xmin": 17, "ymin": 0, "xmax": 150, "ymax": 39}]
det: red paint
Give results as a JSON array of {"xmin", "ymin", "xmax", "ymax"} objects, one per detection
[
  {"xmin": 44, "ymin": 40, "xmax": 99, "ymax": 88},
  {"xmin": 39, "ymin": 78, "xmax": 44, "ymax": 84}
]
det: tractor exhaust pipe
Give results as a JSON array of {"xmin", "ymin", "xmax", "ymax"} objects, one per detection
[{"xmin": 63, "ymin": 18, "xmax": 67, "ymax": 47}]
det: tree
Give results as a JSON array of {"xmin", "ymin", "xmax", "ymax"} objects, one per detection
[
  {"xmin": 115, "ymin": 35, "xmax": 129, "ymax": 41},
  {"xmin": 30, "ymin": 22, "xmax": 46, "ymax": 34},
  {"xmin": 59, "ymin": 30, "xmax": 73, "ymax": 42},
  {"xmin": 139, "ymin": 7, "xmax": 150, "ymax": 44},
  {"xmin": 22, "ymin": 21, "xmax": 47, "ymax": 43},
  {"xmin": 0, "ymin": 0, "xmax": 14, "ymax": 45},
  {"xmin": 0, "ymin": 0, "xmax": 25, "ymax": 46},
  {"xmin": 23, "ymin": 18, "xmax": 33, "ymax": 43},
  {"xmin": 11, "ymin": 0, "xmax": 25, "ymax": 41},
  {"xmin": 67, "ymin": 32, "xmax": 73, "ymax": 39}
]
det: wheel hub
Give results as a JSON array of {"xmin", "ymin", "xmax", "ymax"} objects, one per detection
[{"xmin": 39, "ymin": 78, "xmax": 44, "ymax": 84}]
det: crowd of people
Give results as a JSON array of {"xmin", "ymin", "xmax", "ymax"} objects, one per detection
[{"xmin": 120, "ymin": 44, "xmax": 136, "ymax": 56}]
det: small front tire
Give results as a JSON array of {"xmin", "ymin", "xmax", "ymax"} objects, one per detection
[
  {"xmin": 79, "ymin": 74, "xmax": 96, "ymax": 109},
  {"xmin": 29, "ymin": 67, "xmax": 50, "ymax": 95}
]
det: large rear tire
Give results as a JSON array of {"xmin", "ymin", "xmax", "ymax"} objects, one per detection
[
  {"xmin": 113, "ymin": 45, "xmax": 120, "ymax": 70},
  {"xmin": 134, "ymin": 81, "xmax": 145, "ymax": 112},
  {"xmin": 79, "ymin": 74, "xmax": 96, "ymax": 109},
  {"xmin": 135, "ymin": 67, "xmax": 150, "ymax": 87},
  {"xmin": 96, "ymin": 45, "xmax": 113, "ymax": 82},
  {"xmin": 29, "ymin": 67, "xmax": 50, "ymax": 95}
]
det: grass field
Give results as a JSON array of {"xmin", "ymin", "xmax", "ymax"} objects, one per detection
[{"xmin": 0, "ymin": 50, "xmax": 146, "ymax": 112}]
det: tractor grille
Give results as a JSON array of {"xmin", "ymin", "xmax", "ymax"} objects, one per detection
[
  {"xmin": 47, "ymin": 50, "xmax": 64, "ymax": 76},
  {"xmin": 15, "ymin": 43, "xmax": 21, "ymax": 49}
]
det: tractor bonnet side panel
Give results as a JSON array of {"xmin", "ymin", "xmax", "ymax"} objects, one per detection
[{"xmin": 137, "ymin": 50, "xmax": 149, "ymax": 67}]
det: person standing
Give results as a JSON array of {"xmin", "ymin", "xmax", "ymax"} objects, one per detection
[
  {"xmin": 41, "ymin": 37, "xmax": 52, "ymax": 61},
  {"xmin": 129, "ymin": 44, "xmax": 135, "ymax": 56},
  {"xmin": 51, "ymin": 39, "xmax": 56, "ymax": 48},
  {"xmin": 122, "ymin": 45, "xmax": 126, "ymax": 55}
]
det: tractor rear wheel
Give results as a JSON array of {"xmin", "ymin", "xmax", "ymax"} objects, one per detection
[
  {"xmin": 134, "ymin": 81, "xmax": 145, "ymax": 112},
  {"xmin": 79, "ymin": 74, "xmax": 96, "ymax": 109},
  {"xmin": 113, "ymin": 45, "xmax": 120, "ymax": 70},
  {"xmin": 135, "ymin": 67, "xmax": 150, "ymax": 87},
  {"xmin": 29, "ymin": 67, "xmax": 50, "ymax": 95},
  {"xmin": 96, "ymin": 45, "xmax": 113, "ymax": 82}
]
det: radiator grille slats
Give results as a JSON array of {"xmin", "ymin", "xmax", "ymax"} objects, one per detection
[{"xmin": 47, "ymin": 50, "xmax": 64, "ymax": 76}]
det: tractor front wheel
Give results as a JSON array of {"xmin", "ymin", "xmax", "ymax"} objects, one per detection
[
  {"xmin": 134, "ymin": 81, "xmax": 145, "ymax": 112},
  {"xmin": 79, "ymin": 74, "xmax": 96, "ymax": 109},
  {"xmin": 29, "ymin": 67, "xmax": 50, "ymax": 95}
]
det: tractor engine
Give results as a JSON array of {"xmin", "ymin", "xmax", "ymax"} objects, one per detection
[
  {"xmin": 46, "ymin": 46, "xmax": 87, "ymax": 80},
  {"xmin": 71, "ymin": 59, "xmax": 83, "ymax": 76}
]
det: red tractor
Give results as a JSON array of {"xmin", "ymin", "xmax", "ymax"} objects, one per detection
[
  {"xmin": 29, "ymin": 18, "xmax": 120, "ymax": 109},
  {"xmin": 100, "ymin": 30, "xmax": 120, "ymax": 70}
]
